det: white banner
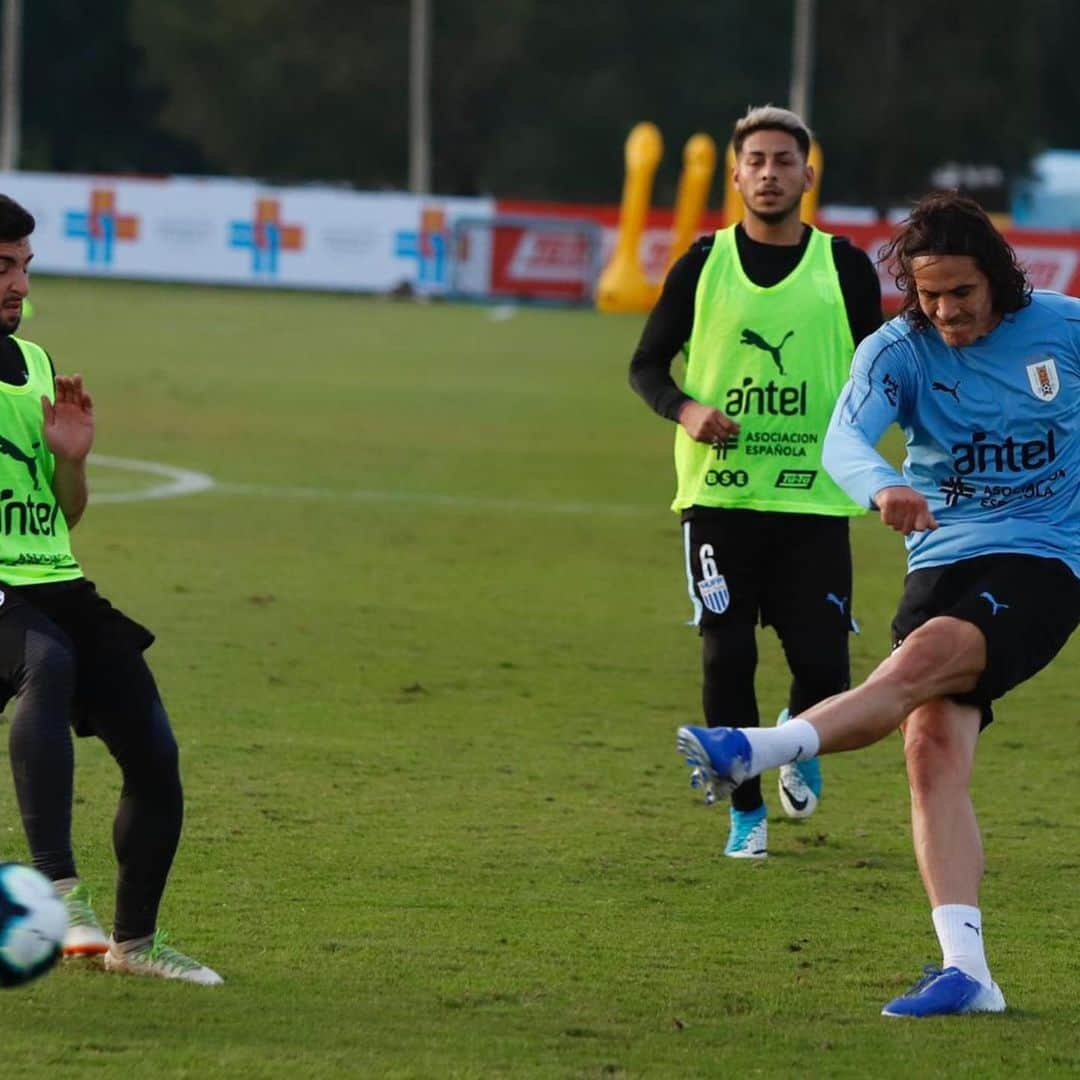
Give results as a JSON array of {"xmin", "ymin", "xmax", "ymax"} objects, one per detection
[{"xmin": 0, "ymin": 172, "xmax": 493, "ymax": 294}]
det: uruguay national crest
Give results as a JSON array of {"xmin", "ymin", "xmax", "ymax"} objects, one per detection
[
  {"xmin": 1026, "ymin": 356, "xmax": 1060, "ymax": 401},
  {"xmin": 697, "ymin": 573, "xmax": 730, "ymax": 615}
]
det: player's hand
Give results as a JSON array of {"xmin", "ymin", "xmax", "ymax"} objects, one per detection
[
  {"xmin": 875, "ymin": 485, "xmax": 938, "ymax": 535},
  {"xmin": 42, "ymin": 373, "xmax": 95, "ymax": 463},
  {"xmin": 678, "ymin": 401, "xmax": 741, "ymax": 445}
]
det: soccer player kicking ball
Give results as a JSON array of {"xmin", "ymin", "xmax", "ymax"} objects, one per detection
[
  {"xmin": 677, "ymin": 191, "xmax": 1080, "ymax": 1017},
  {"xmin": 0, "ymin": 195, "xmax": 221, "ymax": 985}
]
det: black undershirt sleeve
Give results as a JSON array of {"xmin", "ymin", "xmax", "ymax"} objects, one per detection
[
  {"xmin": 831, "ymin": 236, "xmax": 885, "ymax": 347},
  {"xmin": 627, "ymin": 226, "xmax": 884, "ymax": 423},
  {"xmin": 626, "ymin": 240, "xmax": 710, "ymax": 421}
]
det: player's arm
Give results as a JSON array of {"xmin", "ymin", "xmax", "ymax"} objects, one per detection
[
  {"xmin": 823, "ymin": 339, "xmax": 938, "ymax": 535},
  {"xmin": 627, "ymin": 237, "xmax": 739, "ymax": 443},
  {"xmin": 833, "ymin": 237, "xmax": 884, "ymax": 347},
  {"xmin": 43, "ymin": 373, "xmax": 94, "ymax": 529}
]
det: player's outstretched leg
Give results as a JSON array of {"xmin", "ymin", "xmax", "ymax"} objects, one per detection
[
  {"xmin": 881, "ymin": 966, "xmax": 1005, "ymax": 1018},
  {"xmin": 776, "ymin": 709, "xmax": 823, "ymax": 819},
  {"xmin": 104, "ymin": 930, "xmax": 223, "ymax": 986}
]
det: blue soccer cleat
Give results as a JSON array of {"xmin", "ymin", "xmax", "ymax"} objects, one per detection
[
  {"xmin": 881, "ymin": 966, "xmax": 1006, "ymax": 1018},
  {"xmin": 724, "ymin": 805, "xmax": 768, "ymax": 859},
  {"xmin": 776, "ymin": 708, "xmax": 822, "ymax": 819},
  {"xmin": 677, "ymin": 725, "xmax": 754, "ymax": 805}
]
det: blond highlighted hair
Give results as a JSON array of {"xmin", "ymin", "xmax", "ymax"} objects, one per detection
[{"xmin": 732, "ymin": 105, "xmax": 812, "ymax": 159}]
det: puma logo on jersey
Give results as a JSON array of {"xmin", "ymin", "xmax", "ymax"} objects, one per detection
[
  {"xmin": 0, "ymin": 435, "xmax": 39, "ymax": 490},
  {"xmin": 931, "ymin": 379, "xmax": 961, "ymax": 403},
  {"xmin": 740, "ymin": 328, "xmax": 794, "ymax": 375}
]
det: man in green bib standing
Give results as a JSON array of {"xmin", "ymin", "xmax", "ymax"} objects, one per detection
[
  {"xmin": 0, "ymin": 194, "xmax": 221, "ymax": 983},
  {"xmin": 630, "ymin": 106, "xmax": 882, "ymax": 857}
]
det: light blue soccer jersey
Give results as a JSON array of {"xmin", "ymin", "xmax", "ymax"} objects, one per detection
[{"xmin": 823, "ymin": 290, "xmax": 1080, "ymax": 577}]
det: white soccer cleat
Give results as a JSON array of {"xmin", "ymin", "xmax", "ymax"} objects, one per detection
[
  {"xmin": 104, "ymin": 931, "xmax": 223, "ymax": 986},
  {"xmin": 724, "ymin": 806, "xmax": 768, "ymax": 859},
  {"xmin": 60, "ymin": 882, "xmax": 110, "ymax": 957}
]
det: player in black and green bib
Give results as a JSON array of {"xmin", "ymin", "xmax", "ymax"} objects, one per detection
[
  {"xmin": 630, "ymin": 106, "xmax": 882, "ymax": 857},
  {"xmin": 0, "ymin": 195, "xmax": 221, "ymax": 984}
]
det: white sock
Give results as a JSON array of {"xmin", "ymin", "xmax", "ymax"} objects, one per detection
[
  {"xmin": 114, "ymin": 932, "xmax": 154, "ymax": 955},
  {"xmin": 932, "ymin": 904, "xmax": 992, "ymax": 986},
  {"xmin": 741, "ymin": 717, "xmax": 820, "ymax": 773},
  {"xmin": 52, "ymin": 876, "xmax": 79, "ymax": 896}
]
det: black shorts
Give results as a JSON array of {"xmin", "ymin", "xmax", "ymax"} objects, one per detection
[
  {"xmin": 681, "ymin": 507, "xmax": 855, "ymax": 635},
  {"xmin": 892, "ymin": 554, "xmax": 1080, "ymax": 726},
  {"xmin": 0, "ymin": 578, "xmax": 157, "ymax": 737}
]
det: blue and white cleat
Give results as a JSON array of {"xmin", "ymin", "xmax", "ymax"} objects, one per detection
[
  {"xmin": 677, "ymin": 725, "xmax": 754, "ymax": 804},
  {"xmin": 776, "ymin": 708, "xmax": 822, "ymax": 819},
  {"xmin": 881, "ymin": 966, "xmax": 1006, "ymax": 1018},
  {"xmin": 724, "ymin": 805, "xmax": 768, "ymax": 859},
  {"xmin": 688, "ymin": 766, "xmax": 717, "ymax": 806}
]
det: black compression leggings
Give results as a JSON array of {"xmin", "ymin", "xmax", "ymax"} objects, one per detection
[
  {"xmin": 702, "ymin": 624, "xmax": 762, "ymax": 811},
  {"xmin": 6, "ymin": 624, "xmax": 183, "ymax": 941},
  {"xmin": 702, "ymin": 621, "xmax": 849, "ymax": 812}
]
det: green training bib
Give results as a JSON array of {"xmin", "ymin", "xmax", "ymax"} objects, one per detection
[
  {"xmin": 0, "ymin": 336, "xmax": 81, "ymax": 584},
  {"xmin": 672, "ymin": 226, "xmax": 863, "ymax": 516}
]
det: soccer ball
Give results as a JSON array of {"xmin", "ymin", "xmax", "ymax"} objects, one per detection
[{"xmin": 0, "ymin": 863, "xmax": 66, "ymax": 988}]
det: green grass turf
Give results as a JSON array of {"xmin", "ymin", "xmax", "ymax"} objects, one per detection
[{"xmin": 2, "ymin": 280, "xmax": 1079, "ymax": 1077}]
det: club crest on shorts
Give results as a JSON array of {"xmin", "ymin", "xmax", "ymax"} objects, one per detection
[
  {"xmin": 697, "ymin": 573, "xmax": 730, "ymax": 614},
  {"xmin": 1026, "ymin": 356, "xmax": 1060, "ymax": 401}
]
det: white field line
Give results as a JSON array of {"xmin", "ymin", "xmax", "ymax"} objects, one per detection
[
  {"xmin": 89, "ymin": 454, "xmax": 216, "ymax": 503},
  {"xmin": 89, "ymin": 456, "xmax": 656, "ymax": 517}
]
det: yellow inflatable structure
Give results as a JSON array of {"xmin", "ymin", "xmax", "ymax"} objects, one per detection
[
  {"xmin": 665, "ymin": 134, "xmax": 718, "ymax": 275},
  {"xmin": 595, "ymin": 123, "xmax": 664, "ymax": 313}
]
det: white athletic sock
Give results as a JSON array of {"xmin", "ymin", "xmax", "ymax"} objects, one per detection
[
  {"xmin": 932, "ymin": 904, "xmax": 992, "ymax": 987},
  {"xmin": 113, "ymin": 932, "xmax": 154, "ymax": 955},
  {"xmin": 52, "ymin": 876, "xmax": 79, "ymax": 896},
  {"xmin": 741, "ymin": 717, "xmax": 820, "ymax": 773}
]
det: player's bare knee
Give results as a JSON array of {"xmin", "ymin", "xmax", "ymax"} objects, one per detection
[
  {"xmin": 869, "ymin": 639, "xmax": 943, "ymax": 713},
  {"xmin": 903, "ymin": 706, "xmax": 976, "ymax": 792},
  {"xmin": 889, "ymin": 620, "xmax": 982, "ymax": 701}
]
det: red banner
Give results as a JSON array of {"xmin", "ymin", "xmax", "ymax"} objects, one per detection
[
  {"xmin": 496, "ymin": 198, "xmax": 1080, "ymax": 310},
  {"xmin": 488, "ymin": 222, "xmax": 594, "ymax": 301}
]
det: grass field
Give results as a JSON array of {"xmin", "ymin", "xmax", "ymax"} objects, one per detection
[{"xmin": 2, "ymin": 279, "xmax": 1079, "ymax": 1077}]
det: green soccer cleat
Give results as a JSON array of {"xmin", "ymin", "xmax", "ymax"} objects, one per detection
[{"xmin": 104, "ymin": 930, "xmax": 223, "ymax": 986}]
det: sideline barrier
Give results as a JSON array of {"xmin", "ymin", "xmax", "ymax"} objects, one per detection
[
  {"xmin": 448, "ymin": 215, "xmax": 602, "ymax": 305},
  {"xmin": 3, "ymin": 169, "xmax": 1076, "ymax": 309},
  {"xmin": 496, "ymin": 199, "xmax": 1080, "ymax": 313},
  {"xmin": 0, "ymin": 170, "xmax": 493, "ymax": 295}
]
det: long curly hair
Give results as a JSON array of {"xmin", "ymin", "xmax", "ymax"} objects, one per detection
[{"xmin": 879, "ymin": 191, "xmax": 1031, "ymax": 330}]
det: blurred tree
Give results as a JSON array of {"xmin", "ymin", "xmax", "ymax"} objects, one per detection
[
  {"xmin": 14, "ymin": 0, "xmax": 205, "ymax": 173},
  {"xmin": 129, "ymin": 0, "xmax": 783, "ymax": 200},
  {"xmin": 130, "ymin": 0, "xmax": 411, "ymax": 188},
  {"xmin": 54, "ymin": 0, "xmax": 1076, "ymax": 210},
  {"xmin": 814, "ymin": 0, "xmax": 1040, "ymax": 212},
  {"xmin": 1030, "ymin": 0, "xmax": 1080, "ymax": 153}
]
